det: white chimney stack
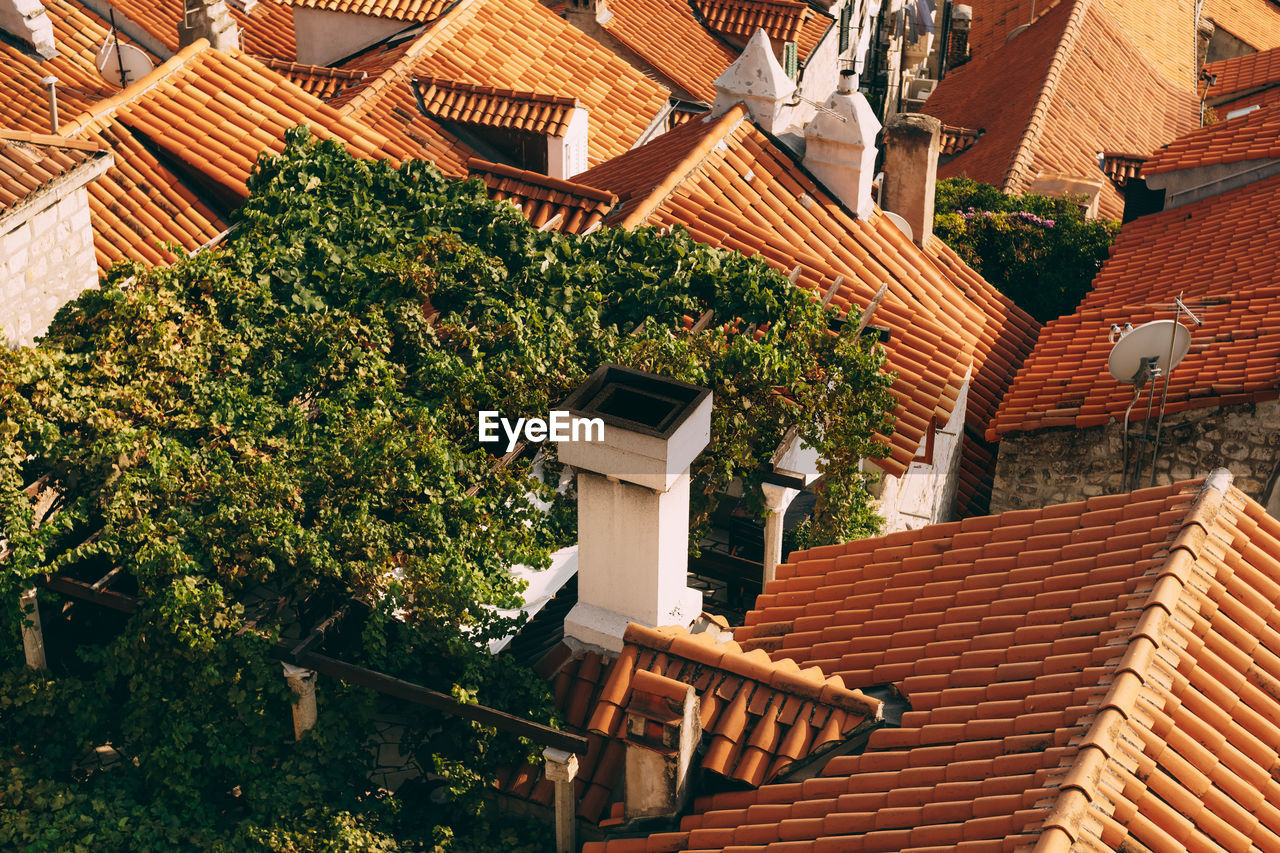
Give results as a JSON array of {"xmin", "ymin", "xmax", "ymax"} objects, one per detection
[
  {"xmin": 179, "ymin": 0, "xmax": 239, "ymax": 51},
  {"xmin": 559, "ymin": 365, "xmax": 710, "ymax": 653},
  {"xmin": 711, "ymin": 29, "xmax": 796, "ymax": 134},
  {"xmin": 547, "ymin": 106, "xmax": 589, "ymax": 180},
  {"xmin": 802, "ymin": 70, "xmax": 881, "ymax": 218}
]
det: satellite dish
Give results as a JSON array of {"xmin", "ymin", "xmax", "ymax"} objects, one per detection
[
  {"xmin": 1007, "ymin": 23, "xmax": 1030, "ymax": 41},
  {"xmin": 1107, "ymin": 319, "xmax": 1191, "ymax": 385},
  {"xmin": 883, "ymin": 210, "xmax": 914, "ymax": 242},
  {"xmin": 96, "ymin": 33, "xmax": 154, "ymax": 89}
]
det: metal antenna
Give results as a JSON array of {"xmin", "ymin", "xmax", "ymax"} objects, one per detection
[
  {"xmin": 1147, "ymin": 293, "xmax": 1204, "ymax": 486},
  {"xmin": 110, "ymin": 9, "xmax": 128, "ymax": 89}
]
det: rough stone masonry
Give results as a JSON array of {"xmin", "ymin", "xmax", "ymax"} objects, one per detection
[{"xmin": 991, "ymin": 398, "xmax": 1280, "ymax": 516}]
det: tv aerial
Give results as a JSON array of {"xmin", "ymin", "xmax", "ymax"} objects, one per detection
[
  {"xmin": 95, "ymin": 11, "xmax": 154, "ymax": 90},
  {"xmin": 1107, "ymin": 294, "xmax": 1201, "ymax": 491}
]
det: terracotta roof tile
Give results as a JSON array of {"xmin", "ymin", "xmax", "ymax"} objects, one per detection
[
  {"xmin": 0, "ymin": 131, "xmax": 107, "ymax": 215},
  {"xmin": 469, "ymin": 157, "xmax": 616, "ymax": 233},
  {"xmin": 501, "ymin": 624, "xmax": 880, "ymax": 821},
  {"xmin": 412, "ymin": 77, "xmax": 578, "ymax": 135},
  {"xmin": 61, "ymin": 43, "xmax": 401, "ymax": 203},
  {"xmin": 277, "ymin": 0, "xmax": 454, "ymax": 23},
  {"xmin": 576, "ymin": 108, "xmax": 1039, "ymax": 477},
  {"xmin": 692, "ymin": 0, "xmax": 810, "ymax": 45},
  {"xmin": 1098, "ymin": 151, "xmax": 1146, "ymax": 186},
  {"xmin": 256, "ymin": 57, "xmax": 369, "ymax": 99},
  {"xmin": 600, "ymin": 0, "xmax": 739, "ymax": 103},
  {"xmin": 1145, "ymin": 100, "xmax": 1280, "ymax": 176},
  {"xmin": 1204, "ymin": 43, "xmax": 1280, "ymax": 108},
  {"xmin": 103, "ymin": 0, "xmax": 298, "ymax": 59},
  {"xmin": 923, "ymin": 0, "xmax": 1199, "ymax": 219},
  {"xmin": 590, "ymin": 473, "xmax": 1280, "ymax": 853},
  {"xmin": 335, "ymin": 0, "xmax": 670, "ymax": 169},
  {"xmin": 965, "ymin": 0, "xmax": 1197, "ymax": 90},
  {"xmin": 1205, "ymin": 0, "xmax": 1280, "ymax": 50},
  {"xmin": 988, "ymin": 169, "xmax": 1280, "ymax": 438}
]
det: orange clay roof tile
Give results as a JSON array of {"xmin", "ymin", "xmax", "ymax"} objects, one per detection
[
  {"xmin": 988, "ymin": 170, "xmax": 1280, "ymax": 439},
  {"xmin": 923, "ymin": 0, "xmax": 1199, "ymax": 220},
  {"xmin": 277, "ymin": 0, "xmax": 454, "ymax": 23},
  {"xmin": 1204, "ymin": 43, "xmax": 1280, "ymax": 110},
  {"xmin": 964, "ymin": 0, "xmax": 1197, "ymax": 90},
  {"xmin": 575, "ymin": 108, "xmax": 1039, "ymax": 478},
  {"xmin": 588, "ymin": 473, "xmax": 1280, "ymax": 853},
  {"xmin": 692, "ymin": 0, "xmax": 810, "ymax": 46},
  {"xmin": 335, "ymin": 0, "xmax": 670, "ymax": 170},
  {"xmin": 60, "ymin": 43, "xmax": 401, "ymax": 203},
  {"xmin": 500, "ymin": 624, "xmax": 881, "ymax": 821},
  {"xmin": 256, "ymin": 57, "xmax": 370, "ymax": 100},
  {"xmin": 1144, "ymin": 100, "xmax": 1280, "ymax": 175},
  {"xmin": 600, "ymin": 0, "xmax": 739, "ymax": 103},
  {"xmin": 412, "ymin": 76, "xmax": 578, "ymax": 135},
  {"xmin": 469, "ymin": 157, "xmax": 617, "ymax": 234},
  {"xmin": 102, "ymin": 0, "xmax": 298, "ymax": 59},
  {"xmin": 1204, "ymin": 0, "xmax": 1280, "ymax": 50},
  {"xmin": 0, "ymin": 132, "xmax": 107, "ymax": 215}
]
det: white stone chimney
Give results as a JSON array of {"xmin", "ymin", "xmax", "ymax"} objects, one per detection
[
  {"xmin": 711, "ymin": 29, "xmax": 796, "ymax": 135},
  {"xmin": 0, "ymin": 0, "xmax": 56, "ymax": 59},
  {"xmin": 881, "ymin": 112, "xmax": 941, "ymax": 246},
  {"xmin": 802, "ymin": 69, "xmax": 881, "ymax": 219},
  {"xmin": 559, "ymin": 365, "xmax": 710, "ymax": 653},
  {"xmin": 179, "ymin": 0, "xmax": 239, "ymax": 51},
  {"xmin": 547, "ymin": 107, "xmax": 589, "ymax": 180}
]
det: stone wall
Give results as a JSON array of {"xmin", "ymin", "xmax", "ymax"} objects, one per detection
[
  {"xmin": 1, "ymin": 181, "xmax": 98, "ymax": 347},
  {"xmin": 991, "ymin": 398, "xmax": 1280, "ymax": 516}
]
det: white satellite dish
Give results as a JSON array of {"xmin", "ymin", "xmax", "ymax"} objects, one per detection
[
  {"xmin": 96, "ymin": 32, "xmax": 154, "ymax": 89},
  {"xmin": 1107, "ymin": 319, "xmax": 1191, "ymax": 385},
  {"xmin": 883, "ymin": 210, "xmax": 914, "ymax": 243}
]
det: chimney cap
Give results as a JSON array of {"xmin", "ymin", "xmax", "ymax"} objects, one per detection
[{"xmin": 561, "ymin": 364, "xmax": 711, "ymax": 440}]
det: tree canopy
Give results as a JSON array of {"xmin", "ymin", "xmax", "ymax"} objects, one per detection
[
  {"xmin": 0, "ymin": 128, "xmax": 894, "ymax": 851},
  {"xmin": 932, "ymin": 177, "xmax": 1119, "ymax": 323}
]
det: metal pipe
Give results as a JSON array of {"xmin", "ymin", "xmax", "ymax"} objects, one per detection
[{"xmin": 41, "ymin": 76, "xmax": 58, "ymax": 133}]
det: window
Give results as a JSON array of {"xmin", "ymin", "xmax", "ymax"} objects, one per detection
[
  {"xmin": 839, "ymin": 2, "xmax": 852, "ymax": 53},
  {"xmin": 784, "ymin": 40, "xmax": 798, "ymax": 78}
]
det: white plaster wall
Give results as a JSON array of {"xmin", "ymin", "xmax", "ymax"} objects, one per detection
[
  {"xmin": 798, "ymin": 24, "xmax": 840, "ymax": 110},
  {"xmin": 1, "ymin": 185, "xmax": 98, "ymax": 347},
  {"xmin": 291, "ymin": 7, "xmax": 409, "ymax": 66},
  {"xmin": 872, "ymin": 373, "xmax": 969, "ymax": 533},
  {"xmin": 77, "ymin": 0, "xmax": 175, "ymax": 59}
]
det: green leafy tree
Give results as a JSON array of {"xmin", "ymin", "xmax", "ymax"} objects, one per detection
[
  {"xmin": 932, "ymin": 177, "xmax": 1119, "ymax": 323},
  {"xmin": 0, "ymin": 128, "xmax": 894, "ymax": 851}
]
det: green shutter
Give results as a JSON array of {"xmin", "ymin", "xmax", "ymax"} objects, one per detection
[
  {"xmin": 839, "ymin": 3, "xmax": 852, "ymax": 53},
  {"xmin": 784, "ymin": 40, "xmax": 798, "ymax": 78}
]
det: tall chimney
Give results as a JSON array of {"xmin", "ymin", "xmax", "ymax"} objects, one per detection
[
  {"xmin": 559, "ymin": 365, "xmax": 710, "ymax": 653},
  {"xmin": 711, "ymin": 29, "xmax": 796, "ymax": 134},
  {"xmin": 947, "ymin": 4, "xmax": 972, "ymax": 69},
  {"xmin": 802, "ymin": 70, "xmax": 881, "ymax": 218},
  {"xmin": 881, "ymin": 112, "xmax": 941, "ymax": 247},
  {"xmin": 179, "ymin": 0, "xmax": 239, "ymax": 51}
]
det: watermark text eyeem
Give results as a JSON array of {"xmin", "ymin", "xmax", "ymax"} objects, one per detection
[{"xmin": 479, "ymin": 410, "xmax": 605, "ymax": 453}]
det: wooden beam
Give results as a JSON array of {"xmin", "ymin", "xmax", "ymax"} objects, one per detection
[
  {"xmin": 41, "ymin": 575, "xmax": 138, "ymax": 613},
  {"xmin": 852, "ymin": 282, "xmax": 890, "ymax": 337}
]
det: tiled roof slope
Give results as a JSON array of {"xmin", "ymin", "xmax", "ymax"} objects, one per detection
[
  {"xmin": 692, "ymin": 0, "xmax": 831, "ymax": 59},
  {"xmin": 599, "ymin": 0, "xmax": 739, "ymax": 103},
  {"xmin": 335, "ymin": 0, "xmax": 670, "ymax": 169},
  {"xmin": 589, "ymin": 473, "xmax": 1280, "ymax": 852},
  {"xmin": 278, "ymin": 0, "xmax": 453, "ymax": 23},
  {"xmin": 0, "ymin": 0, "xmax": 142, "ymax": 135},
  {"xmin": 1205, "ymin": 0, "xmax": 1280, "ymax": 50},
  {"xmin": 576, "ymin": 108, "xmax": 1039, "ymax": 477},
  {"xmin": 61, "ymin": 42, "xmax": 404, "ymax": 202},
  {"xmin": 257, "ymin": 58, "xmax": 369, "ymax": 99},
  {"xmin": 923, "ymin": 0, "xmax": 1199, "ymax": 220},
  {"xmin": 0, "ymin": 132, "xmax": 106, "ymax": 215},
  {"xmin": 988, "ymin": 171, "xmax": 1280, "ymax": 438},
  {"xmin": 498, "ymin": 624, "xmax": 881, "ymax": 822},
  {"xmin": 469, "ymin": 158, "xmax": 617, "ymax": 233},
  {"xmin": 1201, "ymin": 46, "xmax": 1280, "ymax": 116},
  {"xmin": 1144, "ymin": 101, "xmax": 1280, "ymax": 176},
  {"xmin": 964, "ymin": 0, "xmax": 1197, "ymax": 90},
  {"xmin": 413, "ymin": 77, "xmax": 578, "ymax": 135},
  {"xmin": 100, "ymin": 0, "xmax": 298, "ymax": 59}
]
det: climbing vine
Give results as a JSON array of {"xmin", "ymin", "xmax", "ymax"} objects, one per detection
[{"xmin": 0, "ymin": 128, "xmax": 894, "ymax": 850}]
